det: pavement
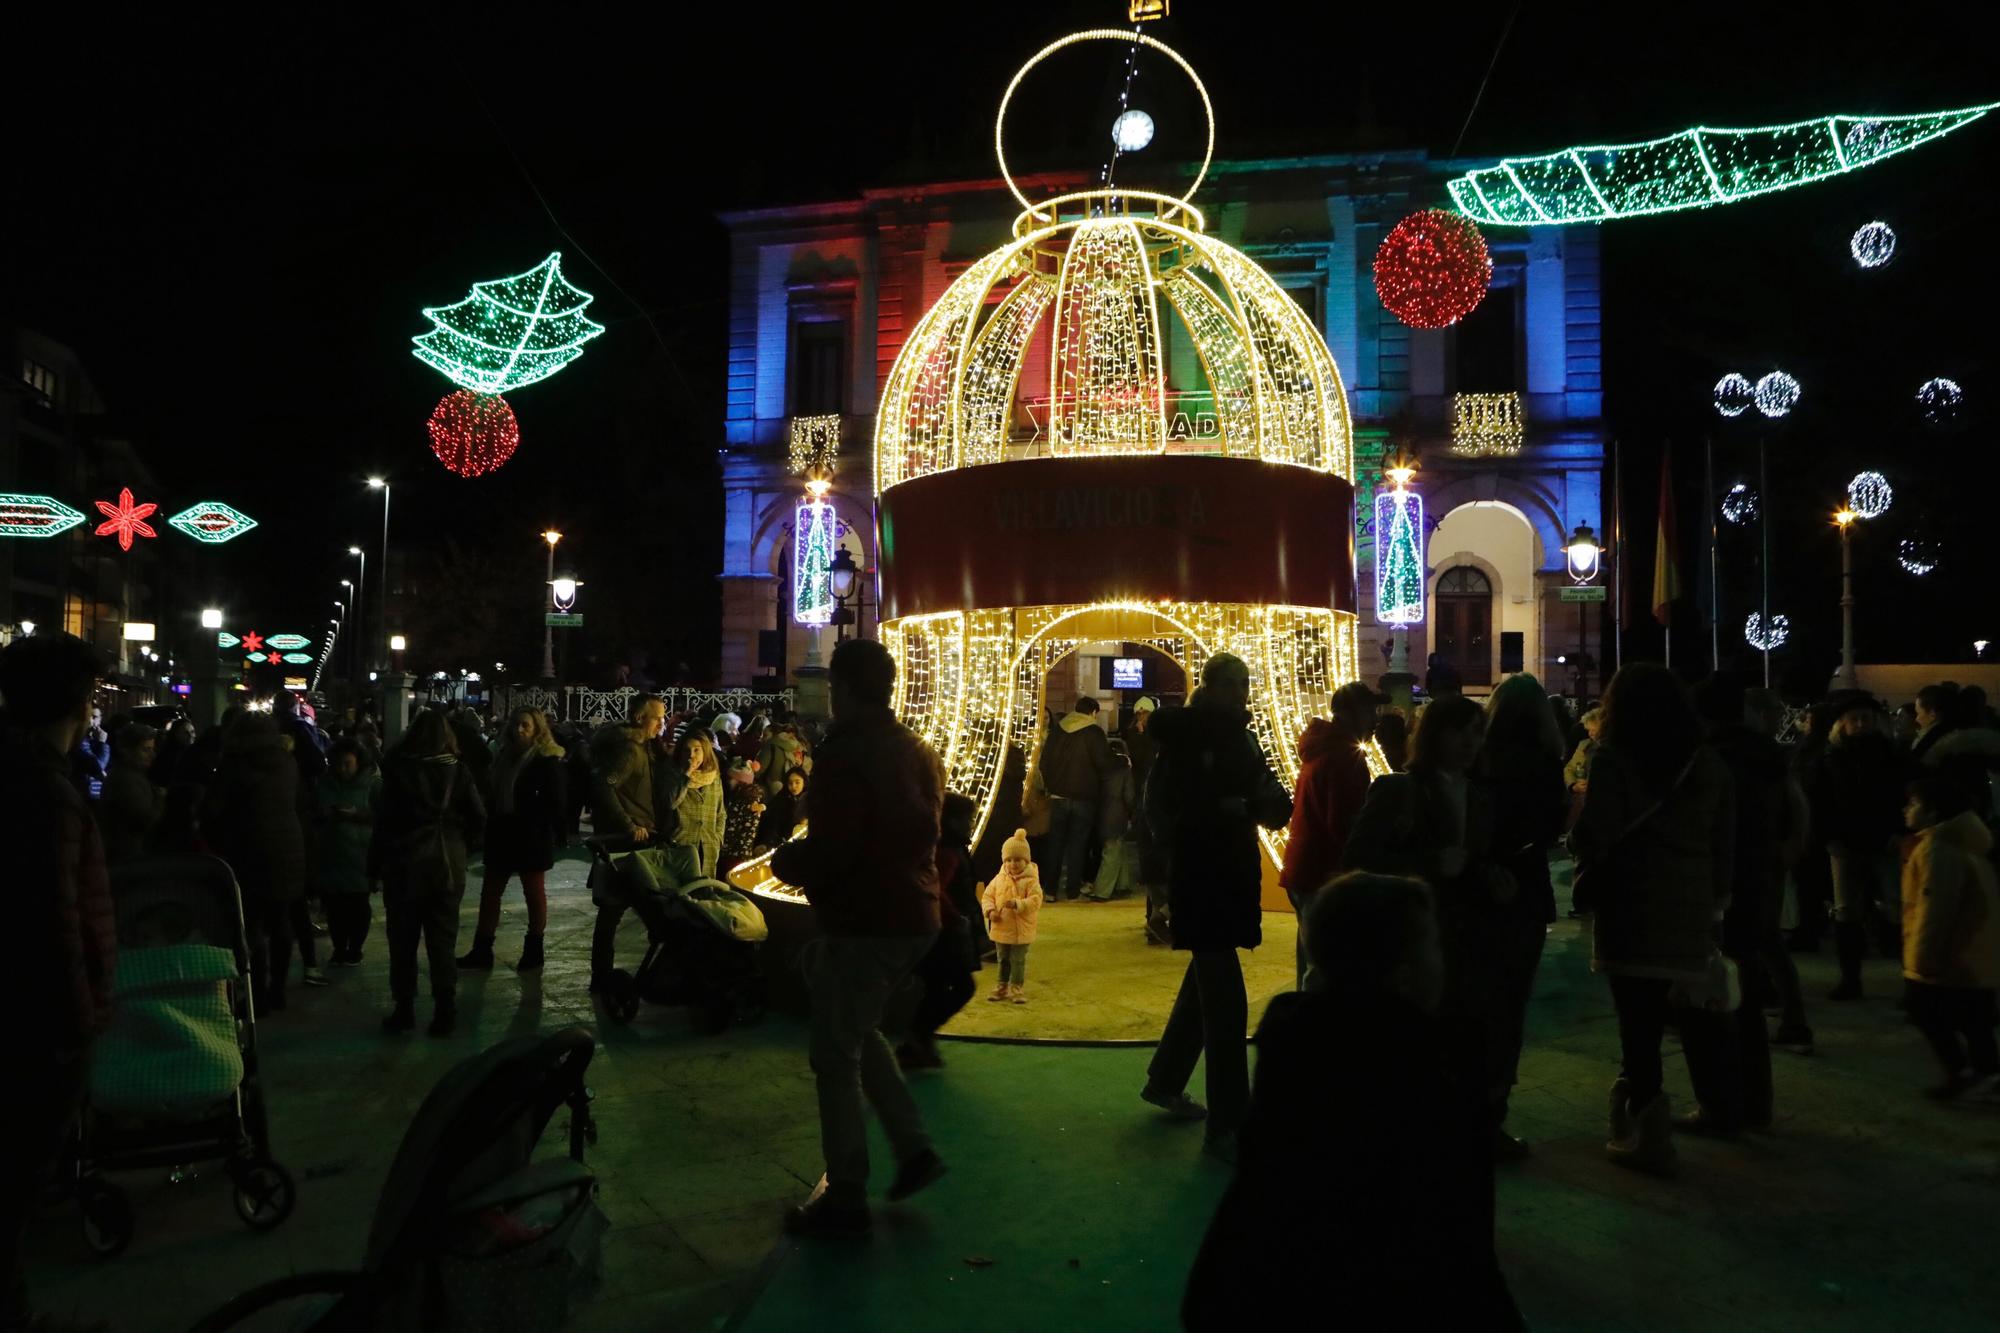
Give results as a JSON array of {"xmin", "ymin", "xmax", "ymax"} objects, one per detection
[{"xmin": 23, "ymin": 852, "xmax": 2000, "ymax": 1332}]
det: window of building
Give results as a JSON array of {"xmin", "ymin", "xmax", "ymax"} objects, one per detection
[
  {"xmin": 792, "ymin": 321, "xmax": 846, "ymax": 416},
  {"xmin": 1453, "ymin": 283, "xmax": 1518, "ymax": 392},
  {"xmin": 21, "ymin": 358, "xmax": 60, "ymax": 406}
]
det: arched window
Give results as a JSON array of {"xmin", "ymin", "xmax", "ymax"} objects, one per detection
[{"xmin": 1435, "ymin": 566, "xmax": 1491, "ymax": 596}]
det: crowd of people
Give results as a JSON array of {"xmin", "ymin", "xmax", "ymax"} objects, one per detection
[{"xmin": 7, "ymin": 619, "xmax": 1998, "ymax": 1328}]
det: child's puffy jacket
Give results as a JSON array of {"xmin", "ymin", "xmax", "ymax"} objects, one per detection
[{"xmin": 981, "ymin": 863, "xmax": 1044, "ymax": 945}]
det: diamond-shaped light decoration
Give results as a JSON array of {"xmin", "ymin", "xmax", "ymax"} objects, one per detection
[{"xmin": 168, "ymin": 501, "xmax": 259, "ymax": 544}]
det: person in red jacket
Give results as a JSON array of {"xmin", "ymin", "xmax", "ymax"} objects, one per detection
[
  {"xmin": 772, "ymin": 640, "xmax": 947, "ymax": 1238},
  {"xmin": 1279, "ymin": 682, "xmax": 1383, "ymax": 988},
  {"xmin": 2, "ymin": 631, "xmax": 115, "ymax": 1333}
]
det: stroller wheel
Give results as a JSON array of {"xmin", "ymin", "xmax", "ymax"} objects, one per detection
[
  {"xmin": 79, "ymin": 1179, "xmax": 133, "ymax": 1258},
  {"xmin": 604, "ymin": 969, "xmax": 641, "ymax": 1024},
  {"xmin": 231, "ymin": 1158, "xmax": 296, "ymax": 1230}
]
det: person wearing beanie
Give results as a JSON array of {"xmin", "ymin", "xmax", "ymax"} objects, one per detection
[
  {"xmin": 981, "ymin": 829, "xmax": 1043, "ymax": 1002},
  {"xmin": 720, "ymin": 757, "xmax": 766, "ymax": 874}
]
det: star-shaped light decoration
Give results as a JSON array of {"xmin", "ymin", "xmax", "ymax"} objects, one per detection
[
  {"xmin": 240, "ymin": 630, "xmax": 266, "ymax": 653},
  {"xmin": 93, "ymin": 488, "xmax": 159, "ymax": 551}
]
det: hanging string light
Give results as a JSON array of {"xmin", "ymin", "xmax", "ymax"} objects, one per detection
[
  {"xmin": 427, "ymin": 391, "xmax": 520, "ymax": 478},
  {"xmin": 1720, "ymin": 482, "xmax": 1759, "ymax": 524},
  {"xmin": 1754, "ymin": 371, "xmax": 1801, "ymax": 418},
  {"xmin": 1916, "ymin": 377, "xmax": 1963, "ymax": 426},
  {"xmin": 1898, "ymin": 536, "xmax": 1939, "ymax": 576},
  {"xmin": 1745, "ymin": 612, "xmax": 1790, "ymax": 651},
  {"xmin": 1850, "ymin": 221, "xmax": 1897, "ymax": 268},
  {"xmin": 1846, "ymin": 470, "xmax": 1893, "ymax": 518},
  {"xmin": 1373, "ymin": 210, "xmax": 1492, "ymax": 329},
  {"xmin": 1713, "ymin": 373, "xmax": 1755, "ymax": 417}
]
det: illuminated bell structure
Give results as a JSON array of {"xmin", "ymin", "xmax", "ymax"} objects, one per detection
[{"xmin": 870, "ymin": 29, "xmax": 1364, "ymax": 874}]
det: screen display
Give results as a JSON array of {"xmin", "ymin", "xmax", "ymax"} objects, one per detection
[{"xmin": 1110, "ymin": 657, "xmax": 1145, "ymax": 690}]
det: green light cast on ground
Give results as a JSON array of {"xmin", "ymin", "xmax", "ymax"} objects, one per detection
[
  {"xmin": 412, "ymin": 252, "xmax": 606, "ymax": 394},
  {"xmin": 1447, "ymin": 101, "xmax": 2000, "ymax": 226}
]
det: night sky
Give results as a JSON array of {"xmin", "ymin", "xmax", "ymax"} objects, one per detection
[{"xmin": 9, "ymin": 3, "xmax": 1997, "ymax": 690}]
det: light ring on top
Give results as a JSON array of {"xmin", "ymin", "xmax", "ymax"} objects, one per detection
[{"xmin": 995, "ymin": 29, "xmax": 1217, "ymax": 223}]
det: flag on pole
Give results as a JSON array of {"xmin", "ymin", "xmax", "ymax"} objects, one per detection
[{"xmin": 1652, "ymin": 446, "xmax": 1680, "ymax": 626}]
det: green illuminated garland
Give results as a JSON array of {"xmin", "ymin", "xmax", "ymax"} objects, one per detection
[{"xmin": 1448, "ymin": 101, "xmax": 1999, "ymax": 226}]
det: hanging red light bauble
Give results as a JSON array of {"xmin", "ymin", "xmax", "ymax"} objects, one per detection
[
  {"xmin": 426, "ymin": 390, "xmax": 520, "ymax": 477},
  {"xmin": 1373, "ymin": 209, "xmax": 1492, "ymax": 330}
]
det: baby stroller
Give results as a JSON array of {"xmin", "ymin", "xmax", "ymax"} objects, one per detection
[
  {"xmin": 74, "ymin": 854, "xmax": 294, "ymax": 1258},
  {"xmin": 190, "ymin": 1027, "xmax": 606, "ymax": 1332},
  {"xmin": 586, "ymin": 836, "xmax": 770, "ymax": 1031}
]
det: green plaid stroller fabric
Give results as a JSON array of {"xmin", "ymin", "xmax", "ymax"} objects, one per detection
[{"xmin": 90, "ymin": 943, "xmax": 245, "ymax": 1119}]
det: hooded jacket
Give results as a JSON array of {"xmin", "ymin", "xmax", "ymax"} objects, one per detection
[
  {"xmin": 590, "ymin": 723, "xmax": 657, "ymax": 839},
  {"xmin": 757, "ymin": 730, "xmax": 811, "ymax": 796},
  {"xmin": 980, "ymin": 861, "xmax": 1044, "ymax": 945},
  {"xmin": 1280, "ymin": 717, "xmax": 1372, "ymax": 896},
  {"xmin": 1146, "ymin": 703, "xmax": 1292, "ymax": 952},
  {"xmin": 1902, "ymin": 811, "xmax": 2000, "ymax": 989},
  {"xmin": 370, "ymin": 749, "xmax": 486, "ymax": 895},
  {"xmin": 202, "ymin": 729, "xmax": 307, "ymax": 904},
  {"xmin": 1038, "ymin": 711, "xmax": 1118, "ymax": 802},
  {"xmin": 769, "ymin": 704, "xmax": 943, "ymax": 938}
]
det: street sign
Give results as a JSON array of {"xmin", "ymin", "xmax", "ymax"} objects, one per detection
[
  {"xmin": 1560, "ymin": 585, "xmax": 1607, "ymax": 602},
  {"xmin": 266, "ymin": 634, "xmax": 311, "ymax": 650},
  {"xmin": 545, "ymin": 613, "xmax": 583, "ymax": 628}
]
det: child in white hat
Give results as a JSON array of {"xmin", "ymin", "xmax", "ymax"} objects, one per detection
[{"xmin": 981, "ymin": 828, "xmax": 1043, "ymax": 1003}]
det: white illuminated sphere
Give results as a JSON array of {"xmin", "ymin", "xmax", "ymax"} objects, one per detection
[
  {"xmin": 1720, "ymin": 482, "xmax": 1759, "ymax": 525},
  {"xmin": 1850, "ymin": 221, "xmax": 1896, "ymax": 268},
  {"xmin": 1916, "ymin": 376, "xmax": 1962, "ymax": 426},
  {"xmin": 1846, "ymin": 470, "xmax": 1892, "ymax": 519},
  {"xmin": 1843, "ymin": 120, "xmax": 1892, "ymax": 162},
  {"xmin": 1713, "ymin": 373, "xmax": 1755, "ymax": 417},
  {"xmin": 1745, "ymin": 612, "xmax": 1790, "ymax": 652},
  {"xmin": 1754, "ymin": 371, "xmax": 1801, "ymax": 418},
  {"xmin": 1112, "ymin": 108, "xmax": 1155, "ymax": 152},
  {"xmin": 1898, "ymin": 537, "xmax": 1939, "ymax": 576}
]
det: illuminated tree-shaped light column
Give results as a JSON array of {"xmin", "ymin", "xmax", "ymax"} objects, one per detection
[
  {"xmin": 1375, "ymin": 463, "xmax": 1424, "ymax": 679},
  {"xmin": 411, "ymin": 252, "xmax": 604, "ymax": 477},
  {"xmin": 793, "ymin": 483, "xmax": 836, "ymax": 628}
]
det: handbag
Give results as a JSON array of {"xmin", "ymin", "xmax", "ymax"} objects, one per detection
[
  {"xmin": 1670, "ymin": 948, "xmax": 1743, "ymax": 1013},
  {"xmin": 1568, "ymin": 751, "xmax": 1698, "ymax": 914}
]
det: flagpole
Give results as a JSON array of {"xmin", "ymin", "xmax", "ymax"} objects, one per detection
[{"xmin": 1706, "ymin": 435, "xmax": 1719, "ymax": 672}]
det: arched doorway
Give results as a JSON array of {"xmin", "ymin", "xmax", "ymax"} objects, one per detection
[{"xmin": 1434, "ymin": 566, "xmax": 1493, "ymax": 688}]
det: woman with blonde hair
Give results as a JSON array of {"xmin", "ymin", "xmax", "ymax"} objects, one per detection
[
  {"xmin": 667, "ymin": 731, "xmax": 727, "ymax": 879},
  {"xmin": 459, "ymin": 707, "xmax": 567, "ymax": 972}
]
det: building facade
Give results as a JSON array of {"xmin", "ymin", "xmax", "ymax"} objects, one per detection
[{"xmin": 718, "ymin": 155, "xmax": 1607, "ymax": 698}]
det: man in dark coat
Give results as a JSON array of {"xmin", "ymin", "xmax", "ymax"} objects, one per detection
[
  {"xmin": 1, "ymin": 632, "xmax": 116, "ymax": 1333},
  {"xmin": 1182, "ymin": 873, "xmax": 1522, "ymax": 1331},
  {"xmin": 1810, "ymin": 697, "xmax": 1905, "ymax": 998},
  {"xmin": 1140, "ymin": 654, "xmax": 1292, "ymax": 1160},
  {"xmin": 1037, "ymin": 694, "xmax": 1119, "ymax": 899},
  {"xmin": 773, "ymin": 640, "xmax": 947, "ymax": 1238}
]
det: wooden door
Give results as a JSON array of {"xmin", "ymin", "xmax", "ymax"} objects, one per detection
[{"xmin": 1434, "ymin": 566, "xmax": 1493, "ymax": 688}]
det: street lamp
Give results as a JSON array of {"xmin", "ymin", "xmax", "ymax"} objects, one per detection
[
  {"xmin": 1562, "ymin": 523, "xmax": 1602, "ymax": 701},
  {"xmin": 389, "ymin": 634, "xmax": 407, "ymax": 675},
  {"xmin": 347, "ymin": 546, "xmax": 367, "ymax": 685},
  {"xmin": 829, "ymin": 546, "xmax": 860, "ymax": 642},
  {"xmin": 1834, "ymin": 508, "xmax": 1859, "ymax": 690},
  {"xmin": 200, "ymin": 607, "xmax": 224, "ymax": 630},
  {"xmin": 367, "ymin": 478, "xmax": 391, "ymax": 674},
  {"xmin": 540, "ymin": 529, "xmax": 562, "ymax": 680}
]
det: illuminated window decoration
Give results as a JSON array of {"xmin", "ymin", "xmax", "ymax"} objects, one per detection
[
  {"xmin": 167, "ymin": 501, "xmax": 257, "ymax": 544},
  {"xmin": 1112, "ymin": 108, "xmax": 1155, "ymax": 151},
  {"xmin": 1916, "ymin": 377, "xmax": 1962, "ymax": 426},
  {"xmin": 1846, "ymin": 470, "xmax": 1892, "ymax": 519},
  {"xmin": 1898, "ymin": 536, "xmax": 1939, "ymax": 576},
  {"xmin": 93, "ymin": 488, "xmax": 158, "ymax": 551},
  {"xmin": 1713, "ymin": 373, "xmax": 1755, "ymax": 417},
  {"xmin": 1450, "ymin": 393, "xmax": 1525, "ymax": 457},
  {"xmin": 411, "ymin": 252, "xmax": 604, "ymax": 395},
  {"xmin": 0, "ymin": 493, "xmax": 85, "ymax": 539},
  {"xmin": 1754, "ymin": 371, "xmax": 1800, "ymax": 418},
  {"xmin": 427, "ymin": 390, "xmax": 520, "ymax": 477},
  {"xmin": 1374, "ymin": 471, "xmax": 1425, "ymax": 625},
  {"xmin": 1745, "ymin": 612, "xmax": 1790, "ymax": 651},
  {"xmin": 1446, "ymin": 101, "xmax": 2000, "ymax": 226},
  {"xmin": 788, "ymin": 414, "xmax": 842, "ymax": 477},
  {"xmin": 1720, "ymin": 482, "xmax": 1759, "ymax": 525},
  {"xmin": 792, "ymin": 499, "xmax": 836, "ymax": 626},
  {"xmin": 1850, "ymin": 221, "xmax": 1897, "ymax": 268},
  {"xmin": 1372, "ymin": 210, "xmax": 1491, "ymax": 329}
]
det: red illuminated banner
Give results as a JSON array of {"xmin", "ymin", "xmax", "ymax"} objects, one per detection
[{"xmin": 876, "ymin": 455, "xmax": 1356, "ymax": 620}]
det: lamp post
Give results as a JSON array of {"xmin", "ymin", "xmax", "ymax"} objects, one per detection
[
  {"xmin": 829, "ymin": 546, "xmax": 860, "ymax": 642},
  {"xmin": 1564, "ymin": 522, "xmax": 1602, "ymax": 700},
  {"xmin": 346, "ymin": 547, "xmax": 366, "ymax": 685},
  {"xmin": 1834, "ymin": 508, "xmax": 1858, "ymax": 690},
  {"xmin": 367, "ymin": 479, "xmax": 391, "ymax": 674},
  {"xmin": 539, "ymin": 529, "xmax": 562, "ymax": 680}
]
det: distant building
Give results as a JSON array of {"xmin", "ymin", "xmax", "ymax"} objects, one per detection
[
  {"xmin": 2, "ymin": 327, "xmax": 175, "ymax": 701},
  {"xmin": 717, "ymin": 156, "xmax": 1607, "ymax": 697}
]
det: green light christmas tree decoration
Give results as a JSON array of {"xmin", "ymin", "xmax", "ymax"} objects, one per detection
[
  {"xmin": 1448, "ymin": 100, "xmax": 2000, "ymax": 225},
  {"xmin": 1374, "ymin": 466, "xmax": 1425, "ymax": 625},
  {"xmin": 412, "ymin": 252, "xmax": 605, "ymax": 393},
  {"xmin": 793, "ymin": 500, "xmax": 836, "ymax": 626}
]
